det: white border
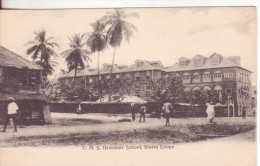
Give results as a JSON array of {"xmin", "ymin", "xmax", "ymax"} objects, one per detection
[
  {"xmin": 1, "ymin": 0, "xmax": 259, "ymax": 165},
  {"xmin": 1, "ymin": 0, "xmax": 259, "ymax": 9}
]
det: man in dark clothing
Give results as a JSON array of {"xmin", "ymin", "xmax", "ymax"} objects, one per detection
[
  {"xmin": 242, "ymin": 107, "xmax": 246, "ymax": 119},
  {"xmin": 130, "ymin": 103, "xmax": 137, "ymax": 121},
  {"xmin": 139, "ymin": 104, "xmax": 146, "ymax": 123}
]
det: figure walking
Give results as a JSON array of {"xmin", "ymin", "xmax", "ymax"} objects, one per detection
[
  {"xmin": 162, "ymin": 101, "xmax": 173, "ymax": 126},
  {"xmin": 76, "ymin": 102, "xmax": 82, "ymax": 115},
  {"xmin": 139, "ymin": 104, "xmax": 146, "ymax": 123},
  {"xmin": 242, "ymin": 106, "xmax": 246, "ymax": 119},
  {"xmin": 206, "ymin": 103, "xmax": 215, "ymax": 123},
  {"xmin": 3, "ymin": 97, "xmax": 19, "ymax": 132}
]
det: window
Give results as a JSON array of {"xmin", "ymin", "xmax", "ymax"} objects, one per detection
[
  {"xmin": 125, "ymin": 73, "xmax": 130, "ymax": 79},
  {"xmin": 145, "ymin": 85, "xmax": 151, "ymax": 96},
  {"xmin": 106, "ymin": 75, "xmax": 111, "ymax": 80},
  {"xmin": 203, "ymin": 86, "xmax": 211, "ymax": 91},
  {"xmin": 202, "ymin": 72, "xmax": 211, "ymax": 82},
  {"xmin": 211, "ymin": 57, "xmax": 219, "ymax": 64},
  {"xmin": 224, "ymin": 72, "xmax": 234, "ymax": 78},
  {"xmin": 193, "ymin": 73, "xmax": 200, "ymax": 79},
  {"xmin": 184, "ymin": 87, "xmax": 191, "ymax": 92},
  {"xmin": 182, "ymin": 73, "xmax": 191, "ymax": 83},
  {"xmin": 0, "ymin": 68, "xmax": 3, "ymax": 83},
  {"xmin": 193, "ymin": 87, "xmax": 200, "ymax": 91},
  {"xmin": 134, "ymin": 84, "xmax": 141, "ymax": 97},
  {"xmin": 179, "ymin": 59, "xmax": 188, "ymax": 67},
  {"xmin": 194, "ymin": 58, "xmax": 203, "ymax": 66},
  {"xmin": 116, "ymin": 74, "xmax": 120, "ymax": 79},
  {"xmin": 214, "ymin": 85, "xmax": 222, "ymax": 94},
  {"xmin": 239, "ymin": 71, "xmax": 249, "ymax": 83},
  {"xmin": 146, "ymin": 71, "xmax": 151, "ymax": 79},
  {"xmin": 135, "ymin": 72, "xmax": 141, "ymax": 80},
  {"xmin": 193, "ymin": 73, "xmax": 200, "ymax": 83},
  {"xmin": 137, "ymin": 62, "xmax": 144, "ymax": 67},
  {"xmin": 213, "ymin": 71, "xmax": 222, "ymax": 82}
]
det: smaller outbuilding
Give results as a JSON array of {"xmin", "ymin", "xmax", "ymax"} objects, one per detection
[{"xmin": 0, "ymin": 46, "xmax": 51, "ymax": 125}]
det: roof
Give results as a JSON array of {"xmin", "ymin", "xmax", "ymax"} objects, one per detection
[
  {"xmin": 100, "ymin": 64, "xmax": 128, "ymax": 74},
  {"xmin": 62, "ymin": 67, "xmax": 98, "ymax": 78},
  {"xmin": 165, "ymin": 53, "xmax": 245, "ymax": 72},
  {"xmin": 120, "ymin": 60, "xmax": 164, "ymax": 73},
  {"xmin": 0, "ymin": 46, "xmax": 42, "ymax": 70},
  {"xmin": 0, "ymin": 93, "xmax": 47, "ymax": 101}
]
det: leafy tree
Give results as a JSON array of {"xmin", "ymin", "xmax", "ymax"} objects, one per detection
[
  {"xmin": 152, "ymin": 74, "xmax": 184, "ymax": 103},
  {"xmin": 86, "ymin": 20, "xmax": 107, "ymax": 96},
  {"xmin": 61, "ymin": 33, "xmax": 91, "ymax": 84},
  {"xmin": 26, "ymin": 30, "xmax": 59, "ymax": 77},
  {"xmin": 93, "ymin": 77, "xmax": 134, "ymax": 102},
  {"xmin": 102, "ymin": 9, "xmax": 139, "ymax": 76}
]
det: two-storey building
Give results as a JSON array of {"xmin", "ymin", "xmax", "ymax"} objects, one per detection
[
  {"xmin": 0, "ymin": 46, "xmax": 51, "ymax": 124},
  {"xmin": 59, "ymin": 53, "xmax": 253, "ymax": 117}
]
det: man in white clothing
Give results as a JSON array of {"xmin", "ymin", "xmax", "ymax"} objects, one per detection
[
  {"xmin": 206, "ymin": 103, "xmax": 215, "ymax": 123},
  {"xmin": 162, "ymin": 101, "xmax": 173, "ymax": 126},
  {"xmin": 3, "ymin": 97, "xmax": 19, "ymax": 132}
]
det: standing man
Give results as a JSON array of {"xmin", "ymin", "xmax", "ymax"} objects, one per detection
[
  {"xmin": 3, "ymin": 97, "xmax": 19, "ymax": 132},
  {"xmin": 162, "ymin": 101, "xmax": 173, "ymax": 126},
  {"xmin": 130, "ymin": 103, "xmax": 136, "ymax": 121},
  {"xmin": 139, "ymin": 104, "xmax": 146, "ymax": 123},
  {"xmin": 206, "ymin": 103, "xmax": 215, "ymax": 123},
  {"xmin": 242, "ymin": 106, "xmax": 246, "ymax": 119}
]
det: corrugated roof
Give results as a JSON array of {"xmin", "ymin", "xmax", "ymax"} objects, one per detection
[
  {"xmin": 165, "ymin": 54, "xmax": 240, "ymax": 72},
  {"xmin": 0, "ymin": 46, "xmax": 42, "ymax": 70}
]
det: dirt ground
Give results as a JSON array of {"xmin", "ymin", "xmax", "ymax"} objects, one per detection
[{"xmin": 0, "ymin": 113, "xmax": 256, "ymax": 146}]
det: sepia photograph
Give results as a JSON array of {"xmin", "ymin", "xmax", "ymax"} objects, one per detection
[{"xmin": 0, "ymin": 6, "xmax": 257, "ymax": 166}]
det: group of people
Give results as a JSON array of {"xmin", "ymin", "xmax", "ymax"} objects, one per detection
[
  {"xmin": 130, "ymin": 102, "xmax": 224, "ymax": 126},
  {"xmin": 130, "ymin": 101, "xmax": 174, "ymax": 126}
]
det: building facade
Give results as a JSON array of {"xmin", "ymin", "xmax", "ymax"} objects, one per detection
[
  {"xmin": 60, "ymin": 53, "xmax": 253, "ymax": 117},
  {"xmin": 165, "ymin": 53, "xmax": 252, "ymax": 117},
  {"xmin": 0, "ymin": 46, "xmax": 51, "ymax": 124}
]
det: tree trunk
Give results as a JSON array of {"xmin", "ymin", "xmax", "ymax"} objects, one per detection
[
  {"xmin": 74, "ymin": 67, "xmax": 77, "ymax": 88},
  {"xmin": 97, "ymin": 52, "xmax": 101, "ymax": 97},
  {"xmin": 110, "ymin": 47, "xmax": 117, "ymax": 80}
]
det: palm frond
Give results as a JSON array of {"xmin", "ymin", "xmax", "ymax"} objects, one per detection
[
  {"xmin": 60, "ymin": 49, "xmax": 74, "ymax": 57},
  {"xmin": 26, "ymin": 45, "xmax": 38, "ymax": 55},
  {"xmin": 25, "ymin": 41, "xmax": 38, "ymax": 46}
]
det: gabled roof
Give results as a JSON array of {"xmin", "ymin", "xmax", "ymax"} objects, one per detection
[
  {"xmin": 100, "ymin": 64, "xmax": 128, "ymax": 74},
  {"xmin": 121, "ymin": 60, "xmax": 164, "ymax": 73},
  {"xmin": 165, "ymin": 53, "xmax": 241, "ymax": 72},
  {"xmin": 62, "ymin": 67, "xmax": 98, "ymax": 78},
  {"xmin": 0, "ymin": 46, "xmax": 42, "ymax": 70}
]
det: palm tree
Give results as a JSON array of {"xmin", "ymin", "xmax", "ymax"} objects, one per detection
[
  {"xmin": 35, "ymin": 60, "xmax": 57, "ymax": 79},
  {"xmin": 26, "ymin": 30, "xmax": 59, "ymax": 65},
  {"xmin": 102, "ymin": 9, "xmax": 139, "ymax": 76},
  {"xmin": 61, "ymin": 33, "xmax": 91, "ymax": 84},
  {"xmin": 86, "ymin": 20, "xmax": 107, "ymax": 96}
]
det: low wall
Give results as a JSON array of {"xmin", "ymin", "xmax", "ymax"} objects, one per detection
[{"xmin": 48, "ymin": 102, "xmax": 228, "ymax": 117}]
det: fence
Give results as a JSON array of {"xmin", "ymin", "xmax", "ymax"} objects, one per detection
[{"xmin": 48, "ymin": 101, "xmax": 228, "ymax": 117}]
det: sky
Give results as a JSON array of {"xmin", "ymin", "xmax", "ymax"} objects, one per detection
[{"xmin": 0, "ymin": 7, "xmax": 257, "ymax": 85}]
